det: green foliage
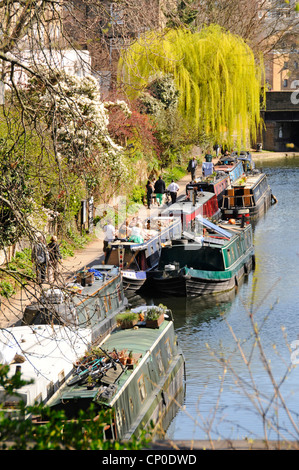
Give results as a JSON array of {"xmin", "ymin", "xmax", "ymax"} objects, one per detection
[
  {"xmin": 131, "ymin": 184, "xmax": 146, "ymax": 204},
  {"xmin": 119, "ymin": 25, "xmax": 265, "ymax": 150},
  {"xmin": 116, "ymin": 310, "xmax": 139, "ymax": 324},
  {"xmin": 166, "ymin": 0, "xmax": 198, "ymax": 28},
  {"xmin": 163, "ymin": 166, "xmax": 186, "ymax": 185},
  {"xmin": 0, "ymin": 364, "xmax": 150, "ymax": 450},
  {"xmin": 0, "ymin": 281, "xmax": 16, "ymax": 298}
]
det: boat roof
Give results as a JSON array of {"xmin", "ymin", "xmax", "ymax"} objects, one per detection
[
  {"xmin": 0, "ymin": 325, "xmax": 91, "ymax": 405},
  {"xmin": 195, "ymin": 216, "xmax": 233, "ymax": 238},
  {"xmin": 162, "ymin": 191, "xmax": 216, "ymax": 215},
  {"xmin": 48, "ymin": 314, "xmax": 174, "ymax": 408},
  {"xmin": 231, "ymin": 172, "xmax": 265, "ymax": 189}
]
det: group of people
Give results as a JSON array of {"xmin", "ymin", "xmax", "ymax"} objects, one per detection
[
  {"xmin": 102, "ymin": 216, "xmax": 162, "ymax": 262},
  {"xmin": 31, "ymin": 233, "xmax": 62, "ymax": 284},
  {"xmin": 146, "ymin": 175, "xmax": 180, "ymax": 209}
]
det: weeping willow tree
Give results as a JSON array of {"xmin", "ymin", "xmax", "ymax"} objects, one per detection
[{"xmin": 118, "ymin": 25, "xmax": 265, "ymax": 149}]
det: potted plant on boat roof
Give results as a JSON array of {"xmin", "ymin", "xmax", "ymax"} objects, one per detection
[
  {"xmin": 146, "ymin": 304, "xmax": 167, "ymax": 329},
  {"xmin": 86, "ymin": 374, "xmax": 95, "ymax": 390},
  {"xmin": 116, "ymin": 310, "xmax": 139, "ymax": 329}
]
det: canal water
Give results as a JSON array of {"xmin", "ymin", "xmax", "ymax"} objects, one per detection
[{"xmin": 132, "ymin": 155, "xmax": 299, "ymax": 441}]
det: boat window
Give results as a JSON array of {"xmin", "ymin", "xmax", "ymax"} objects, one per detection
[
  {"xmin": 156, "ymin": 350, "xmax": 164, "ymax": 374},
  {"xmin": 103, "ymin": 296, "xmax": 108, "ymax": 313},
  {"xmin": 58, "ymin": 370, "xmax": 65, "ymax": 385},
  {"xmin": 47, "ymin": 382, "xmax": 54, "ymax": 400},
  {"xmin": 121, "ymin": 408, "xmax": 126, "ymax": 424},
  {"xmin": 129, "ymin": 397, "xmax": 134, "ymax": 412},
  {"xmin": 159, "ymin": 245, "xmax": 225, "ymax": 271},
  {"xmin": 138, "ymin": 375, "xmax": 147, "ymax": 403},
  {"xmin": 165, "ymin": 338, "xmax": 172, "ymax": 362},
  {"xmin": 107, "ymin": 294, "xmax": 112, "ymax": 310},
  {"xmin": 117, "ymin": 288, "xmax": 122, "ymax": 301},
  {"xmin": 115, "ymin": 407, "xmax": 122, "ymax": 430}
]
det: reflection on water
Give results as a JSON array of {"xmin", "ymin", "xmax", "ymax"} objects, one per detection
[{"xmin": 131, "ymin": 156, "xmax": 299, "ymax": 441}]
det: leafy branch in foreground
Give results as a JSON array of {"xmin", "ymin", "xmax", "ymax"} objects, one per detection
[{"xmin": 0, "ymin": 365, "xmax": 150, "ymax": 450}]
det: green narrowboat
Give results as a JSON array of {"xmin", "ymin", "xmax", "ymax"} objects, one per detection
[
  {"xmin": 46, "ymin": 306, "xmax": 185, "ymax": 441},
  {"xmin": 147, "ymin": 218, "xmax": 255, "ymax": 297}
]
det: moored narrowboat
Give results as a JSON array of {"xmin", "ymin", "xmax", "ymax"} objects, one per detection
[
  {"xmin": 185, "ymin": 173, "xmax": 230, "ymax": 207},
  {"xmin": 147, "ymin": 217, "xmax": 255, "ymax": 297},
  {"xmin": 0, "ymin": 265, "xmax": 128, "ymax": 412},
  {"xmin": 221, "ymin": 171, "xmax": 275, "ymax": 221},
  {"xmin": 105, "ymin": 216, "xmax": 182, "ymax": 294},
  {"xmin": 0, "ymin": 270, "xmax": 185, "ymax": 441},
  {"xmin": 214, "ymin": 157, "xmax": 244, "ymax": 184},
  {"xmin": 46, "ymin": 305, "xmax": 185, "ymax": 441},
  {"xmin": 162, "ymin": 190, "xmax": 221, "ymax": 229}
]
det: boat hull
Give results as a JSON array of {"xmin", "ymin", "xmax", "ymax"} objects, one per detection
[
  {"xmin": 149, "ymin": 253, "xmax": 254, "ymax": 297},
  {"xmin": 222, "ymin": 189, "xmax": 272, "ymax": 222}
]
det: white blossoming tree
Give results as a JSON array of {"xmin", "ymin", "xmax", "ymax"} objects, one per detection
[{"xmin": 28, "ymin": 72, "xmax": 130, "ymax": 190}]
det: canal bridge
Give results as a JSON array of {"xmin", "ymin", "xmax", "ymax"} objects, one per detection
[{"xmin": 261, "ymin": 91, "xmax": 299, "ymax": 152}]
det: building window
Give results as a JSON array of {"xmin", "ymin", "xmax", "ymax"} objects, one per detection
[
  {"xmin": 294, "ymin": 61, "xmax": 298, "ymax": 70},
  {"xmin": 110, "ymin": 3, "xmax": 124, "ymax": 24},
  {"xmin": 283, "ymin": 79, "xmax": 288, "ymax": 88}
]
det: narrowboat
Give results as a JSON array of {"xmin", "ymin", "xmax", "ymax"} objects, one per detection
[
  {"xmin": 185, "ymin": 173, "xmax": 231, "ymax": 207},
  {"xmin": 221, "ymin": 171, "xmax": 275, "ymax": 221},
  {"xmin": 46, "ymin": 305, "xmax": 185, "ymax": 441},
  {"xmin": 0, "ymin": 270, "xmax": 185, "ymax": 441},
  {"xmin": 105, "ymin": 216, "xmax": 182, "ymax": 294},
  {"xmin": 162, "ymin": 190, "xmax": 221, "ymax": 229},
  {"xmin": 147, "ymin": 217, "xmax": 255, "ymax": 297},
  {"xmin": 214, "ymin": 157, "xmax": 244, "ymax": 184},
  {"xmin": 231, "ymin": 151, "xmax": 255, "ymax": 172},
  {"xmin": 0, "ymin": 265, "xmax": 128, "ymax": 411}
]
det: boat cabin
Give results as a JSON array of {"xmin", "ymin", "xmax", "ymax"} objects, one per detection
[
  {"xmin": 165, "ymin": 190, "xmax": 221, "ymax": 228},
  {"xmin": 186, "ymin": 174, "xmax": 230, "ymax": 206},
  {"xmin": 221, "ymin": 172, "xmax": 272, "ymax": 220},
  {"xmin": 214, "ymin": 158, "xmax": 244, "ymax": 184}
]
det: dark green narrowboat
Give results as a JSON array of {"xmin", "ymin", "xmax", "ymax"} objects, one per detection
[{"xmin": 148, "ymin": 218, "xmax": 255, "ymax": 297}]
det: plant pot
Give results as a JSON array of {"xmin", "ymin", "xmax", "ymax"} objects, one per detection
[
  {"xmin": 146, "ymin": 313, "xmax": 164, "ymax": 329},
  {"xmin": 120, "ymin": 319, "xmax": 138, "ymax": 329}
]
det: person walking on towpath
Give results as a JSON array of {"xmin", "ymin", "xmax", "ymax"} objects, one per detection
[
  {"xmin": 167, "ymin": 180, "xmax": 180, "ymax": 204},
  {"xmin": 31, "ymin": 233, "xmax": 49, "ymax": 284},
  {"xmin": 154, "ymin": 175, "xmax": 166, "ymax": 206},
  {"xmin": 187, "ymin": 156, "xmax": 197, "ymax": 181},
  {"xmin": 47, "ymin": 235, "xmax": 62, "ymax": 283},
  {"xmin": 146, "ymin": 180, "xmax": 154, "ymax": 209},
  {"xmin": 103, "ymin": 219, "xmax": 116, "ymax": 263}
]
